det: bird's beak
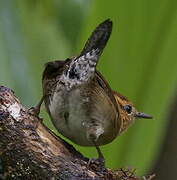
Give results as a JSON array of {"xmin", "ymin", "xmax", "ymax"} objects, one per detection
[{"xmin": 135, "ymin": 112, "xmax": 152, "ymax": 119}]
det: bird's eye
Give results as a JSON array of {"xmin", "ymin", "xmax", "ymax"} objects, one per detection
[{"xmin": 124, "ymin": 105, "xmax": 132, "ymax": 114}]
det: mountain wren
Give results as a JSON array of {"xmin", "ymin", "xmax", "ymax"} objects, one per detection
[{"xmin": 34, "ymin": 19, "xmax": 152, "ymax": 163}]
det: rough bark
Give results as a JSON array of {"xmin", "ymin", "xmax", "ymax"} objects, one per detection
[{"xmin": 0, "ymin": 86, "xmax": 154, "ymax": 180}]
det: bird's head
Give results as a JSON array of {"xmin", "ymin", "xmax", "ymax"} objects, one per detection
[{"xmin": 113, "ymin": 91, "xmax": 152, "ymax": 134}]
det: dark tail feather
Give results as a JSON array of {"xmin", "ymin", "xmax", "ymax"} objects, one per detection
[{"xmin": 80, "ymin": 19, "xmax": 113, "ymax": 56}]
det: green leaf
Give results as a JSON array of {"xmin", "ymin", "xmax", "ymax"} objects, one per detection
[{"xmin": 76, "ymin": 0, "xmax": 177, "ymax": 174}]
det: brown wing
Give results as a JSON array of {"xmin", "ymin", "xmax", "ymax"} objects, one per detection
[
  {"xmin": 42, "ymin": 60, "xmax": 71, "ymax": 113},
  {"xmin": 94, "ymin": 71, "xmax": 120, "ymax": 130},
  {"xmin": 85, "ymin": 71, "xmax": 121, "ymax": 142},
  {"xmin": 42, "ymin": 59, "xmax": 71, "ymax": 80},
  {"xmin": 95, "ymin": 70, "xmax": 118, "ymax": 112}
]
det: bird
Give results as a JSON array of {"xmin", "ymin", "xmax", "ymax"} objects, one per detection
[{"xmin": 33, "ymin": 19, "xmax": 152, "ymax": 164}]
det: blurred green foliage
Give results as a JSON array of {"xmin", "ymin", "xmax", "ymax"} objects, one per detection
[{"xmin": 0, "ymin": 0, "xmax": 177, "ymax": 176}]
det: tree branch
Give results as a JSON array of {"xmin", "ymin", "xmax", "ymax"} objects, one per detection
[{"xmin": 0, "ymin": 86, "xmax": 154, "ymax": 180}]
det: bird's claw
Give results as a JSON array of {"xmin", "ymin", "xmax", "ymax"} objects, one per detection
[
  {"xmin": 87, "ymin": 157, "xmax": 106, "ymax": 172},
  {"xmin": 28, "ymin": 106, "xmax": 40, "ymax": 117}
]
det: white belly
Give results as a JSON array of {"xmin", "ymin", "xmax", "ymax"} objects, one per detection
[
  {"xmin": 49, "ymin": 87, "xmax": 92, "ymax": 145},
  {"xmin": 48, "ymin": 85, "xmax": 118, "ymax": 146}
]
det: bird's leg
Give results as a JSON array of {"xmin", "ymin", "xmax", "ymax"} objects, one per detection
[
  {"xmin": 93, "ymin": 141, "xmax": 105, "ymax": 170},
  {"xmin": 29, "ymin": 96, "xmax": 44, "ymax": 116},
  {"xmin": 87, "ymin": 140, "xmax": 106, "ymax": 172},
  {"xmin": 93, "ymin": 141, "xmax": 104, "ymax": 161},
  {"xmin": 86, "ymin": 123, "xmax": 106, "ymax": 170}
]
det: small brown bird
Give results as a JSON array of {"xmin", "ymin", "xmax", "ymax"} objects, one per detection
[{"xmin": 34, "ymin": 19, "xmax": 152, "ymax": 163}]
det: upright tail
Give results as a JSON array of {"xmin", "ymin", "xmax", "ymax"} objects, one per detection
[
  {"xmin": 62, "ymin": 19, "xmax": 113, "ymax": 89},
  {"xmin": 80, "ymin": 19, "xmax": 113, "ymax": 57}
]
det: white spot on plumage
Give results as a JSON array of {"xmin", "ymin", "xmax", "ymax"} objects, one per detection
[{"xmin": 60, "ymin": 49, "xmax": 99, "ymax": 90}]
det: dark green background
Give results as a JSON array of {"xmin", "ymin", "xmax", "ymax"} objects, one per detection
[{"xmin": 0, "ymin": 0, "xmax": 177, "ymax": 177}]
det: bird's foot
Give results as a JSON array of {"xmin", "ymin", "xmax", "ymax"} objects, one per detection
[
  {"xmin": 87, "ymin": 157, "xmax": 106, "ymax": 172},
  {"xmin": 28, "ymin": 106, "xmax": 41, "ymax": 117},
  {"xmin": 28, "ymin": 96, "xmax": 44, "ymax": 117}
]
